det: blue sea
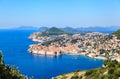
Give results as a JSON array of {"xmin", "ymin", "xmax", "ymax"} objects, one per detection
[{"xmin": 0, "ymin": 30, "xmax": 103, "ymax": 79}]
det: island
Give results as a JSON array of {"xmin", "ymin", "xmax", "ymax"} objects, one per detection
[{"xmin": 28, "ymin": 27, "xmax": 120, "ymax": 62}]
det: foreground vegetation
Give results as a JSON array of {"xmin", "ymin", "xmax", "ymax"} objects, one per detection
[
  {"xmin": 53, "ymin": 60, "xmax": 120, "ymax": 79},
  {"xmin": 0, "ymin": 51, "xmax": 28, "ymax": 79}
]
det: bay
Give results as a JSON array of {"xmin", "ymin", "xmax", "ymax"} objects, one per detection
[{"xmin": 0, "ymin": 30, "xmax": 103, "ymax": 79}]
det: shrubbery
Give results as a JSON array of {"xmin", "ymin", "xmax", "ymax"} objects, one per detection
[
  {"xmin": 69, "ymin": 60, "xmax": 120, "ymax": 79},
  {"xmin": 113, "ymin": 29, "xmax": 120, "ymax": 39},
  {"xmin": 84, "ymin": 60, "xmax": 120, "ymax": 79},
  {"xmin": 0, "ymin": 51, "xmax": 27, "ymax": 79}
]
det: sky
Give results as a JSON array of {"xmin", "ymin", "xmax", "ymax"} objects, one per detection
[{"xmin": 0, "ymin": 0, "xmax": 120, "ymax": 28}]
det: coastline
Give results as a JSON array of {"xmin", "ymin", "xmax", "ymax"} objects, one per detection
[
  {"xmin": 28, "ymin": 28, "xmax": 120, "ymax": 63},
  {"xmin": 62, "ymin": 53, "xmax": 107, "ymax": 60},
  {"xmin": 28, "ymin": 46, "xmax": 107, "ymax": 60}
]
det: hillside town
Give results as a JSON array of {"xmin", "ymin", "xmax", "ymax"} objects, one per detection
[{"xmin": 28, "ymin": 28, "xmax": 120, "ymax": 62}]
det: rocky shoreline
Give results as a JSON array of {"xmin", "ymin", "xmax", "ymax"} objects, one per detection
[
  {"xmin": 28, "ymin": 44, "xmax": 107, "ymax": 60},
  {"xmin": 28, "ymin": 44, "xmax": 80, "ymax": 56},
  {"xmin": 28, "ymin": 45, "xmax": 107, "ymax": 61}
]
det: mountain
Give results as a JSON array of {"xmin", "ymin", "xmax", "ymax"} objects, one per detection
[
  {"xmin": 41, "ymin": 27, "xmax": 70, "ymax": 36},
  {"xmin": 77, "ymin": 26, "xmax": 120, "ymax": 34},
  {"xmin": 61, "ymin": 26, "xmax": 120, "ymax": 34},
  {"xmin": 39, "ymin": 26, "xmax": 49, "ymax": 32},
  {"xmin": 61, "ymin": 27, "xmax": 81, "ymax": 34},
  {"xmin": 14, "ymin": 26, "xmax": 39, "ymax": 30}
]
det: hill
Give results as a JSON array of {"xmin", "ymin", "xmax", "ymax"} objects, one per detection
[
  {"xmin": 41, "ymin": 27, "xmax": 70, "ymax": 36},
  {"xmin": 61, "ymin": 27, "xmax": 81, "ymax": 34},
  {"xmin": 113, "ymin": 29, "xmax": 120, "ymax": 39},
  {"xmin": 53, "ymin": 60, "xmax": 120, "ymax": 79},
  {"xmin": 39, "ymin": 26, "xmax": 49, "ymax": 32}
]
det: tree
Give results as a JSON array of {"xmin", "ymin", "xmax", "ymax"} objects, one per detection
[
  {"xmin": 0, "ymin": 51, "xmax": 27, "ymax": 79},
  {"xmin": 0, "ymin": 51, "xmax": 3, "ymax": 64},
  {"xmin": 113, "ymin": 29, "xmax": 120, "ymax": 39}
]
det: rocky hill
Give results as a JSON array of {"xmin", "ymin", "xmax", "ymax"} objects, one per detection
[
  {"xmin": 41, "ymin": 27, "xmax": 70, "ymax": 36},
  {"xmin": 53, "ymin": 60, "xmax": 120, "ymax": 79}
]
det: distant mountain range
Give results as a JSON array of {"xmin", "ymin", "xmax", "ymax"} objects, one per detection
[
  {"xmin": 61, "ymin": 27, "xmax": 81, "ymax": 34},
  {"xmin": 14, "ymin": 26, "xmax": 39, "ymax": 30},
  {"xmin": 14, "ymin": 26, "xmax": 120, "ymax": 34},
  {"xmin": 62, "ymin": 26, "xmax": 120, "ymax": 34},
  {"xmin": 76, "ymin": 26, "xmax": 120, "ymax": 34}
]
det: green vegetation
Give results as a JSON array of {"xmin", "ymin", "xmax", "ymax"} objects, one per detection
[
  {"xmin": 113, "ymin": 29, "xmax": 120, "ymax": 39},
  {"xmin": 55, "ymin": 60, "xmax": 120, "ymax": 79},
  {"xmin": 0, "ymin": 51, "xmax": 27, "ymax": 79},
  {"xmin": 98, "ymin": 35, "xmax": 113, "ymax": 44},
  {"xmin": 61, "ymin": 74, "xmax": 67, "ymax": 79},
  {"xmin": 41, "ymin": 27, "xmax": 71, "ymax": 36},
  {"xmin": 83, "ymin": 60, "xmax": 120, "ymax": 79},
  {"xmin": 71, "ymin": 75, "xmax": 79, "ymax": 79},
  {"xmin": 84, "ymin": 60, "xmax": 120, "ymax": 79},
  {"xmin": 42, "ymin": 77, "xmax": 46, "ymax": 79},
  {"xmin": 71, "ymin": 39, "xmax": 78, "ymax": 44},
  {"xmin": 42, "ymin": 38, "xmax": 62, "ymax": 46}
]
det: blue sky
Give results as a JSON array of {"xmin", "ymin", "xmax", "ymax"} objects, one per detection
[{"xmin": 0, "ymin": 0, "xmax": 120, "ymax": 28}]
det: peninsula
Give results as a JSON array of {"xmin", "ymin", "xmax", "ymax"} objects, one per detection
[{"xmin": 28, "ymin": 27, "xmax": 120, "ymax": 62}]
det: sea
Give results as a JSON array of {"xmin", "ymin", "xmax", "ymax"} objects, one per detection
[{"xmin": 0, "ymin": 30, "xmax": 104, "ymax": 79}]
